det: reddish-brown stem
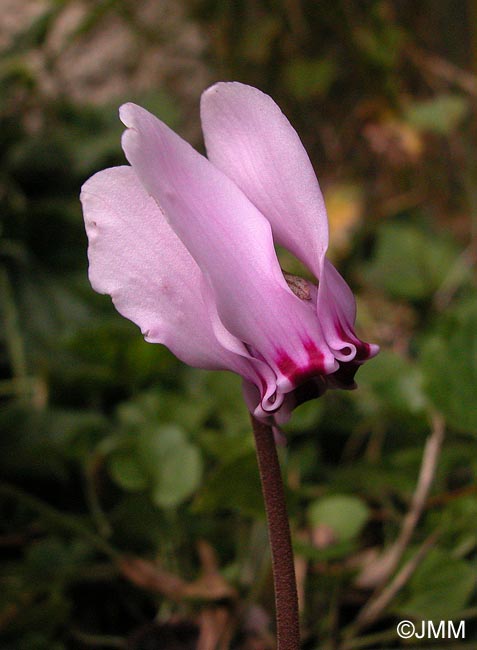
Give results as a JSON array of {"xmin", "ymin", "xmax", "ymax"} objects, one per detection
[{"xmin": 251, "ymin": 416, "xmax": 300, "ymax": 650}]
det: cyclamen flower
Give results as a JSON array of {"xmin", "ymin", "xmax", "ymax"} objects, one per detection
[{"xmin": 81, "ymin": 82, "xmax": 378, "ymax": 427}]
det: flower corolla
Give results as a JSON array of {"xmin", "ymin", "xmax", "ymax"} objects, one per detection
[{"xmin": 80, "ymin": 82, "xmax": 378, "ymax": 426}]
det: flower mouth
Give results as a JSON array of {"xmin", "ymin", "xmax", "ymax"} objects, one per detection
[
  {"xmin": 261, "ymin": 390, "xmax": 282, "ymax": 413},
  {"xmin": 255, "ymin": 370, "xmax": 285, "ymax": 414},
  {"xmin": 332, "ymin": 342, "xmax": 357, "ymax": 362},
  {"xmin": 283, "ymin": 271, "xmax": 313, "ymax": 301},
  {"xmin": 275, "ymin": 339, "xmax": 338, "ymax": 393}
]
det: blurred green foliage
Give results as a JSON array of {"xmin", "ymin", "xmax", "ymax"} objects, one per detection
[{"xmin": 1, "ymin": 1, "xmax": 476, "ymax": 649}]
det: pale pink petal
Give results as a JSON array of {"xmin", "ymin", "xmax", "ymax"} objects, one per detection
[
  {"xmin": 201, "ymin": 82, "xmax": 377, "ymax": 367},
  {"xmin": 200, "ymin": 82, "xmax": 328, "ymax": 278},
  {"xmin": 200, "ymin": 276, "xmax": 283, "ymax": 412},
  {"xmin": 81, "ymin": 165, "xmax": 263, "ymax": 379},
  {"xmin": 120, "ymin": 104, "xmax": 338, "ymax": 394},
  {"xmin": 318, "ymin": 260, "xmax": 380, "ymax": 362}
]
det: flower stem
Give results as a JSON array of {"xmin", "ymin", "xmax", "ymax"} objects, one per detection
[{"xmin": 251, "ymin": 416, "xmax": 300, "ymax": 650}]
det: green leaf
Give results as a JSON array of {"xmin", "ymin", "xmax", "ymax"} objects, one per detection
[
  {"xmin": 307, "ymin": 495, "xmax": 370, "ymax": 542},
  {"xmin": 108, "ymin": 451, "xmax": 147, "ymax": 491},
  {"xmin": 284, "ymin": 58, "xmax": 337, "ymax": 100},
  {"xmin": 365, "ymin": 223, "xmax": 460, "ymax": 300},
  {"xmin": 397, "ymin": 548, "xmax": 475, "ymax": 619},
  {"xmin": 356, "ymin": 350, "xmax": 426, "ymax": 418},
  {"xmin": 198, "ymin": 371, "xmax": 250, "ymax": 433},
  {"xmin": 239, "ymin": 16, "xmax": 281, "ymax": 64},
  {"xmin": 137, "ymin": 425, "xmax": 203, "ymax": 508},
  {"xmin": 294, "ymin": 538, "xmax": 355, "ymax": 561},
  {"xmin": 194, "ymin": 453, "xmax": 264, "ymax": 518},
  {"xmin": 23, "ymin": 537, "xmax": 91, "ymax": 587},
  {"xmin": 150, "ymin": 437, "xmax": 202, "ymax": 508},
  {"xmin": 285, "ymin": 399, "xmax": 323, "ymax": 433},
  {"xmin": 404, "ymin": 94, "xmax": 469, "ymax": 135},
  {"xmin": 421, "ymin": 298, "xmax": 477, "ymax": 433},
  {"xmin": 354, "ymin": 23, "xmax": 403, "ymax": 68},
  {"xmin": 110, "ymin": 494, "xmax": 166, "ymax": 551},
  {"xmin": 330, "ymin": 461, "xmax": 418, "ymax": 501},
  {"xmin": 108, "ymin": 423, "xmax": 203, "ymax": 507},
  {"xmin": 200, "ymin": 428, "xmax": 254, "ymax": 463}
]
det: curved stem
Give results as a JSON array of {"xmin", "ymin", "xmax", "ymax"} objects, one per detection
[{"xmin": 251, "ymin": 416, "xmax": 300, "ymax": 650}]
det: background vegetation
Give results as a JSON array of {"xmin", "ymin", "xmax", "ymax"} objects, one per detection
[{"xmin": 0, "ymin": 1, "xmax": 476, "ymax": 648}]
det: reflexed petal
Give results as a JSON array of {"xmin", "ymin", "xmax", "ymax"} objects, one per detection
[
  {"xmin": 318, "ymin": 260, "xmax": 379, "ymax": 362},
  {"xmin": 120, "ymin": 103, "xmax": 338, "ymax": 392},
  {"xmin": 199, "ymin": 275, "xmax": 283, "ymax": 412},
  {"xmin": 242, "ymin": 380, "xmax": 292, "ymax": 430},
  {"xmin": 201, "ymin": 82, "xmax": 328, "ymax": 278},
  {"xmin": 81, "ymin": 165, "xmax": 263, "ymax": 378},
  {"xmin": 201, "ymin": 82, "xmax": 377, "ymax": 368}
]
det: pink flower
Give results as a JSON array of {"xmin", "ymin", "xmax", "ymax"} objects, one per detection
[{"xmin": 80, "ymin": 82, "xmax": 378, "ymax": 426}]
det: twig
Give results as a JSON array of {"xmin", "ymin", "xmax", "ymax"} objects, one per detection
[
  {"xmin": 117, "ymin": 555, "xmax": 187, "ymax": 600},
  {"xmin": 433, "ymin": 243, "xmax": 477, "ymax": 311},
  {"xmin": 407, "ymin": 44, "xmax": 477, "ymax": 97},
  {"xmin": 356, "ymin": 414, "xmax": 445, "ymax": 590},
  {"xmin": 350, "ymin": 531, "xmax": 439, "ymax": 635},
  {"xmin": 251, "ymin": 416, "xmax": 300, "ymax": 650},
  {"xmin": 197, "ymin": 607, "xmax": 235, "ymax": 650}
]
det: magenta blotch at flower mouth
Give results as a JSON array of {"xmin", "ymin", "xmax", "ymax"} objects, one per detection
[{"xmin": 80, "ymin": 82, "xmax": 378, "ymax": 429}]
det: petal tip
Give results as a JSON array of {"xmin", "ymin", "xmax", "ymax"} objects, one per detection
[
  {"xmin": 202, "ymin": 80, "xmax": 238, "ymax": 95},
  {"xmin": 119, "ymin": 102, "xmax": 145, "ymax": 128},
  {"xmin": 201, "ymin": 81, "xmax": 255, "ymax": 107},
  {"xmin": 368, "ymin": 343, "xmax": 380, "ymax": 358}
]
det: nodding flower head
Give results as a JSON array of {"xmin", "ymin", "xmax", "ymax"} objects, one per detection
[{"xmin": 80, "ymin": 82, "xmax": 378, "ymax": 428}]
